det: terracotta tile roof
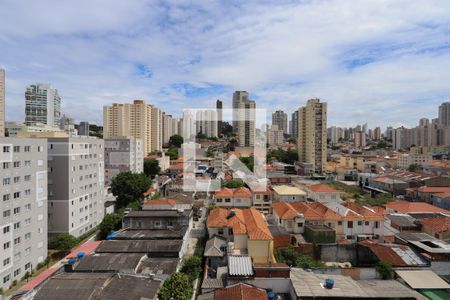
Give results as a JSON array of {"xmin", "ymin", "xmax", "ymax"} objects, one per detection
[
  {"xmin": 343, "ymin": 203, "xmax": 385, "ymax": 221},
  {"xmin": 418, "ymin": 186, "xmax": 450, "ymax": 193},
  {"xmin": 234, "ymin": 187, "xmax": 252, "ymax": 198},
  {"xmin": 385, "ymin": 201, "xmax": 450, "ymax": 214},
  {"xmin": 168, "ymin": 163, "xmax": 183, "ymax": 170},
  {"xmin": 143, "ymin": 199, "xmax": 176, "ymax": 206},
  {"xmin": 215, "ymin": 187, "xmax": 252, "ymax": 198},
  {"xmin": 358, "ymin": 240, "xmax": 427, "ymax": 267},
  {"xmin": 208, "ymin": 208, "xmax": 273, "ymax": 240},
  {"xmin": 215, "ymin": 187, "xmax": 234, "ymax": 198},
  {"xmin": 290, "ymin": 202, "xmax": 323, "ymax": 220},
  {"xmin": 419, "ymin": 216, "xmax": 450, "ymax": 233},
  {"xmin": 272, "ymin": 202, "xmax": 300, "ymax": 220},
  {"xmin": 307, "ymin": 183, "xmax": 340, "ymax": 193},
  {"xmin": 433, "ymin": 192, "xmax": 450, "ymax": 198},
  {"xmin": 215, "ymin": 283, "xmax": 268, "ymax": 300},
  {"xmin": 308, "ymin": 202, "xmax": 343, "ymax": 221}
]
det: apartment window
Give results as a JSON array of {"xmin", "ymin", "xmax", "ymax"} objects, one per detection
[
  {"xmin": 3, "ymin": 146, "xmax": 10, "ymax": 153},
  {"xmin": 13, "ymin": 222, "xmax": 20, "ymax": 229},
  {"xmin": 25, "ymin": 232, "xmax": 31, "ymax": 240},
  {"xmin": 3, "ymin": 226, "xmax": 10, "ymax": 234},
  {"xmin": 365, "ymin": 221, "xmax": 369, "ymax": 226},
  {"xmin": 13, "ymin": 161, "xmax": 20, "ymax": 168},
  {"xmin": 25, "ymin": 160, "xmax": 31, "ymax": 166},
  {"xmin": 24, "ymin": 146, "xmax": 31, "ymax": 152},
  {"xmin": 14, "ymin": 253, "xmax": 21, "ymax": 261},
  {"xmin": 347, "ymin": 221, "xmax": 353, "ymax": 228},
  {"xmin": 13, "ymin": 146, "xmax": 20, "ymax": 152},
  {"xmin": 3, "ymin": 194, "xmax": 10, "ymax": 201},
  {"xmin": 3, "ymin": 178, "xmax": 10, "ymax": 185},
  {"xmin": 37, "ymin": 146, "xmax": 43, "ymax": 152},
  {"xmin": 25, "ymin": 247, "xmax": 31, "ymax": 255},
  {"xmin": 14, "ymin": 237, "xmax": 20, "ymax": 245},
  {"xmin": 3, "ymin": 275, "xmax": 10, "ymax": 284},
  {"xmin": 25, "ymin": 263, "xmax": 31, "ymax": 270},
  {"xmin": 25, "ymin": 189, "xmax": 31, "ymax": 196},
  {"xmin": 3, "ymin": 257, "xmax": 10, "ymax": 266},
  {"xmin": 297, "ymin": 222, "xmax": 303, "ymax": 227},
  {"xmin": 13, "ymin": 269, "xmax": 21, "ymax": 277},
  {"xmin": 218, "ymin": 229, "xmax": 224, "ymax": 235},
  {"xmin": 357, "ymin": 221, "xmax": 362, "ymax": 226},
  {"xmin": 24, "ymin": 175, "xmax": 31, "ymax": 181},
  {"xmin": 25, "ymin": 218, "xmax": 31, "ymax": 225},
  {"xmin": 3, "ymin": 242, "xmax": 10, "ymax": 250},
  {"xmin": 13, "ymin": 207, "xmax": 20, "ymax": 214},
  {"xmin": 14, "ymin": 176, "xmax": 20, "ymax": 183},
  {"xmin": 3, "ymin": 162, "xmax": 10, "ymax": 169},
  {"xmin": 14, "ymin": 192, "xmax": 20, "ymax": 199},
  {"xmin": 225, "ymin": 198, "xmax": 231, "ymax": 203},
  {"xmin": 3, "ymin": 210, "xmax": 10, "ymax": 217},
  {"xmin": 375, "ymin": 221, "xmax": 379, "ymax": 228},
  {"xmin": 25, "ymin": 204, "xmax": 31, "ymax": 210}
]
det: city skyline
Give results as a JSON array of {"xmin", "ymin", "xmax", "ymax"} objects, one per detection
[{"xmin": 1, "ymin": 1, "xmax": 450, "ymax": 128}]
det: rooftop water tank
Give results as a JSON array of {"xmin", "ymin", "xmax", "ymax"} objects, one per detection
[{"xmin": 324, "ymin": 278, "xmax": 334, "ymax": 289}]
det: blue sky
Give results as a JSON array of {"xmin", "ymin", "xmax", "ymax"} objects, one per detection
[{"xmin": 1, "ymin": 0, "xmax": 450, "ymax": 129}]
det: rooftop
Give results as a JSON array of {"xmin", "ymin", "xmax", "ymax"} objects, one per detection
[
  {"xmin": 33, "ymin": 273, "xmax": 160, "ymax": 300},
  {"xmin": 215, "ymin": 187, "xmax": 252, "ymax": 198},
  {"xmin": 272, "ymin": 185, "xmax": 306, "ymax": 196},
  {"xmin": 419, "ymin": 216, "xmax": 450, "ymax": 233},
  {"xmin": 290, "ymin": 268, "xmax": 424, "ymax": 299},
  {"xmin": 228, "ymin": 256, "xmax": 253, "ymax": 277},
  {"xmin": 307, "ymin": 183, "xmax": 340, "ymax": 193},
  {"xmin": 204, "ymin": 235, "xmax": 227, "ymax": 257},
  {"xmin": 208, "ymin": 208, "xmax": 273, "ymax": 240},
  {"xmin": 358, "ymin": 240, "xmax": 427, "ymax": 267},
  {"xmin": 385, "ymin": 201, "xmax": 450, "ymax": 214},
  {"xmin": 113, "ymin": 227, "xmax": 188, "ymax": 240},
  {"xmin": 396, "ymin": 270, "xmax": 450, "ymax": 289},
  {"xmin": 386, "ymin": 214, "xmax": 419, "ymax": 228},
  {"xmin": 216, "ymin": 283, "xmax": 268, "ymax": 300},
  {"xmin": 96, "ymin": 239, "xmax": 182, "ymax": 254},
  {"xmin": 74, "ymin": 253, "xmax": 145, "ymax": 272}
]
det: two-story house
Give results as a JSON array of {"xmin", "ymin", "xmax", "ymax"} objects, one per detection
[
  {"xmin": 305, "ymin": 183, "xmax": 342, "ymax": 203},
  {"xmin": 213, "ymin": 187, "xmax": 252, "ymax": 208},
  {"xmin": 272, "ymin": 185, "xmax": 306, "ymax": 202},
  {"xmin": 207, "ymin": 208, "xmax": 275, "ymax": 263}
]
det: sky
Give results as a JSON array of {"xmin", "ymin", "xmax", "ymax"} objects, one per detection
[{"xmin": 1, "ymin": 0, "xmax": 450, "ymax": 129}]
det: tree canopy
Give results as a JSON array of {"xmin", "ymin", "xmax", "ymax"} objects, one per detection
[
  {"xmin": 268, "ymin": 148, "xmax": 298, "ymax": 164},
  {"xmin": 376, "ymin": 261, "xmax": 394, "ymax": 279},
  {"xmin": 144, "ymin": 158, "xmax": 161, "ymax": 178},
  {"xmin": 158, "ymin": 272, "xmax": 193, "ymax": 300},
  {"xmin": 180, "ymin": 255, "xmax": 202, "ymax": 282},
  {"xmin": 239, "ymin": 156, "xmax": 254, "ymax": 171},
  {"xmin": 222, "ymin": 178, "xmax": 244, "ymax": 188},
  {"xmin": 111, "ymin": 172, "xmax": 152, "ymax": 208},
  {"xmin": 168, "ymin": 134, "xmax": 183, "ymax": 148},
  {"xmin": 98, "ymin": 213, "xmax": 122, "ymax": 239},
  {"xmin": 166, "ymin": 146, "xmax": 179, "ymax": 160},
  {"xmin": 55, "ymin": 233, "xmax": 79, "ymax": 254}
]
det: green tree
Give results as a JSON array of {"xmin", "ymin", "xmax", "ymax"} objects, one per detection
[
  {"xmin": 221, "ymin": 122, "xmax": 233, "ymax": 136},
  {"xmin": 144, "ymin": 158, "xmax": 161, "ymax": 178},
  {"xmin": 408, "ymin": 163, "xmax": 420, "ymax": 172},
  {"xmin": 98, "ymin": 213, "xmax": 122, "ymax": 239},
  {"xmin": 168, "ymin": 134, "xmax": 184, "ymax": 148},
  {"xmin": 376, "ymin": 261, "xmax": 394, "ymax": 279},
  {"xmin": 206, "ymin": 149, "xmax": 214, "ymax": 157},
  {"xmin": 158, "ymin": 272, "xmax": 193, "ymax": 300},
  {"xmin": 111, "ymin": 172, "xmax": 152, "ymax": 208},
  {"xmin": 166, "ymin": 147, "xmax": 179, "ymax": 160},
  {"xmin": 222, "ymin": 179, "xmax": 244, "ymax": 188},
  {"xmin": 56, "ymin": 233, "xmax": 79, "ymax": 254},
  {"xmin": 239, "ymin": 156, "xmax": 254, "ymax": 171},
  {"xmin": 180, "ymin": 255, "xmax": 202, "ymax": 282}
]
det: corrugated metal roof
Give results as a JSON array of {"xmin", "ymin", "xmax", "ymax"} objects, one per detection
[{"xmin": 228, "ymin": 255, "xmax": 253, "ymax": 276}]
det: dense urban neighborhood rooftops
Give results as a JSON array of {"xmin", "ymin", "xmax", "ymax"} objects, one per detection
[{"xmin": 385, "ymin": 200, "xmax": 450, "ymax": 214}]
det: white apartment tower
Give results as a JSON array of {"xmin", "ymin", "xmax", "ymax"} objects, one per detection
[
  {"xmin": 0, "ymin": 69, "xmax": 5, "ymax": 137},
  {"xmin": 47, "ymin": 137, "xmax": 105, "ymax": 237},
  {"xmin": 104, "ymin": 137, "xmax": 144, "ymax": 186},
  {"xmin": 103, "ymin": 100, "xmax": 162, "ymax": 154},
  {"xmin": 237, "ymin": 98, "xmax": 256, "ymax": 147},
  {"xmin": 25, "ymin": 83, "xmax": 61, "ymax": 127},
  {"xmin": 0, "ymin": 138, "xmax": 48, "ymax": 289},
  {"xmin": 298, "ymin": 99, "xmax": 327, "ymax": 173}
]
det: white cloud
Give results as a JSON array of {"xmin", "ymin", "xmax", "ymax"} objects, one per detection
[{"xmin": 1, "ymin": 0, "xmax": 450, "ymax": 130}]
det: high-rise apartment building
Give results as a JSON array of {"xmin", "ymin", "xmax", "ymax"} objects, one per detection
[
  {"xmin": 232, "ymin": 91, "xmax": 249, "ymax": 132},
  {"xmin": 267, "ymin": 125, "xmax": 284, "ymax": 146},
  {"xmin": 216, "ymin": 99, "xmax": 223, "ymax": 136},
  {"xmin": 162, "ymin": 113, "xmax": 174, "ymax": 146},
  {"xmin": 374, "ymin": 127, "xmax": 381, "ymax": 141},
  {"xmin": 78, "ymin": 122, "xmax": 90, "ymax": 136},
  {"xmin": 291, "ymin": 111, "xmax": 299, "ymax": 138},
  {"xmin": 0, "ymin": 137, "xmax": 48, "ymax": 289},
  {"xmin": 0, "ymin": 69, "xmax": 5, "ymax": 137},
  {"xmin": 297, "ymin": 99, "xmax": 327, "ymax": 173},
  {"xmin": 47, "ymin": 137, "xmax": 105, "ymax": 237},
  {"xmin": 237, "ymin": 98, "xmax": 256, "ymax": 147},
  {"xmin": 104, "ymin": 137, "xmax": 144, "ymax": 186},
  {"xmin": 103, "ymin": 100, "xmax": 162, "ymax": 154},
  {"xmin": 438, "ymin": 102, "xmax": 450, "ymax": 127},
  {"xmin": 272, "ymin": 110, "xmax": 288, "ymax": 134},
  {"xmin": 196, "ymin": 109, "xmax": 218, "ymax": 138},
  {"xmin": 354, "ymin": 131, "xmax": 366, "ymax": 148},
  {"xmin": 25, "ymin": 83, "xmax": 61, "ymax": 127}
]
